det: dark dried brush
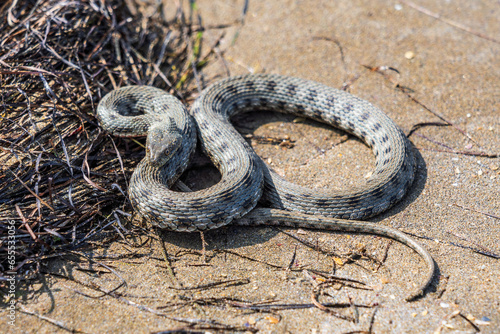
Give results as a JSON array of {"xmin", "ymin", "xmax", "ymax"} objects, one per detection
[{"xmin": 0, "ymin": 0, "xmax": 212, "ymax": 279}]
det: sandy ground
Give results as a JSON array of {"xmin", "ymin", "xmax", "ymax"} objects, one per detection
[{"xmin": 3, "ymin": 0, "xmax": 499, "ymax": 333}]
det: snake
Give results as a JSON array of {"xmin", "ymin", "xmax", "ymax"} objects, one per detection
[{"xmin": 97, "ymin": 74, "xmax": 434, "ymax": 301}]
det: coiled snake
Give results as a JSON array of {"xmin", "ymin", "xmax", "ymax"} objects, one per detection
[{"xmin": 97, "ymin": 74, "xmax": 434, "ymax": 301}]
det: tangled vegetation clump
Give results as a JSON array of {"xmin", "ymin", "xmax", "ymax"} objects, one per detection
[{"xmin": 0, "ymin": 0, "xmax": 212, "ymax": 278}]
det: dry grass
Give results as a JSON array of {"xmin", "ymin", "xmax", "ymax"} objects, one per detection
[{"xmin": 0, "ymin": 0, "xmax": 215, "ymax": 279}]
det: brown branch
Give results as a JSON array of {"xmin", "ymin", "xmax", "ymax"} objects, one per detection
[{"xmin": 9, "ymin": 169, "xmax": 55, "ymax": 212}]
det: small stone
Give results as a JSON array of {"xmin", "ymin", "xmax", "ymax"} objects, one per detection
[
  {"xmin": 293, "ymin": 117, "xmax": 306, "ymax": 123},
  {"xmin": 265, "ymin": 316, "xmax": 280, "ymax": 324},
  {"xmin": 476, "ymin": 316, "xmax": 491, "ymax": 325},
  {"xmin": 405, "ymin": 51, "xmax": 415, "ymax": 59},
  {"xmin": 422, "ymin": 309, "xmax": 428, "ymax": 316},
  {"xmin": 333, "ymin": 257, "xmax": 344, "ymax": 266},
  {"xmin": 440, "ymin": 302, "xmax": 450, "ymax": 308}
]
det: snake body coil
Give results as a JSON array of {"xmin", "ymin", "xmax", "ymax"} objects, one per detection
[{"xmin": 97, "ymin": 74, "xmax": 433, "ymax": 301}]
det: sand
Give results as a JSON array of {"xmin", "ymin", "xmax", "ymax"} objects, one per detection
[{"xmin": 4, "ymin": 0, "xmax": 499, "ymax": 333}]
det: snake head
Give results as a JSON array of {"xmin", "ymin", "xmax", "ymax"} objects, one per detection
[{"xmin": 145, "ymin": 120, "xmax": 182, "ymax": 167}]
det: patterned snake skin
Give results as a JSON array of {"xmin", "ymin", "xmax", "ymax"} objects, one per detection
[{"xmin": 97, "ymin": 74, "xmax": 434, "ymax": 301}]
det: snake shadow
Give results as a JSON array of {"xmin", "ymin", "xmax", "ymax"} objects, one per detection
[{"xmin": 160, "ymin": 110, "xmax": 428, "ymax": 251}]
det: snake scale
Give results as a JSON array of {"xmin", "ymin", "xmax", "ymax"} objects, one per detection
[{"xmin": 97, "ymin": 74, "xmax": 434, "ymax": 301}]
